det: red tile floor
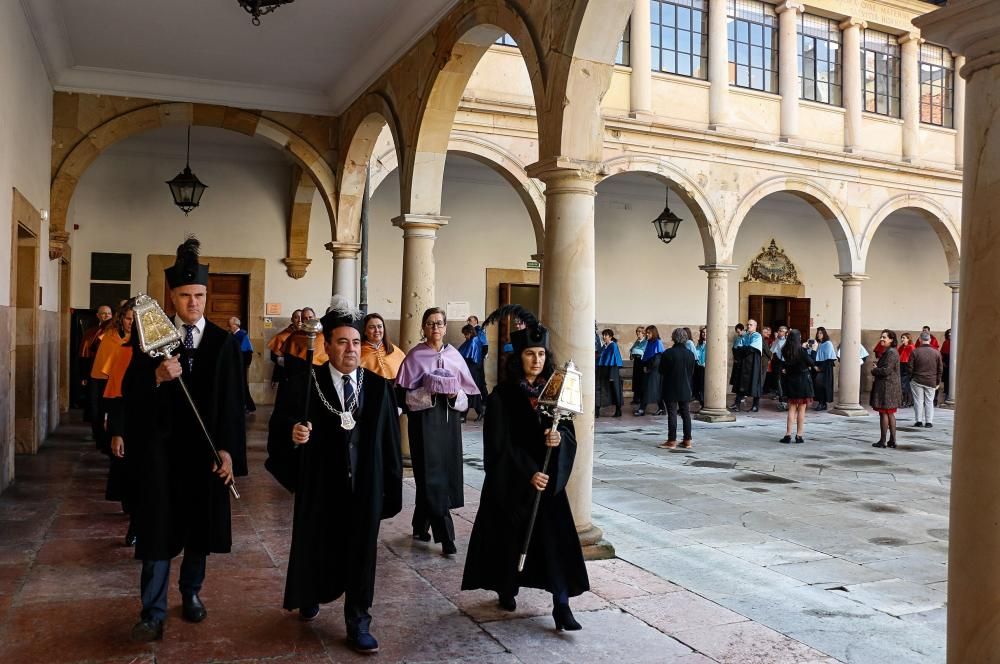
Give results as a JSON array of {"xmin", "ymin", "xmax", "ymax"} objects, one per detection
[{"xmin": 0, "ymin": 411, "xmax": 835, "ymax": 663}]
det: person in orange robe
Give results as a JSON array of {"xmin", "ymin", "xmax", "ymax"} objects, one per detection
[
  {"xmin": 267, "ymin": 309, "xmax": 302, "ymax": 388},
  {"xmin": 80, "ymin": 304, "xmax": 114, "ymax": 436},
  {"xmin": 359, "ymin": 313, "xmax": 406, "ymax": 380}
]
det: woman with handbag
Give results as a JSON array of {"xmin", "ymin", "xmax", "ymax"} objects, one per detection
[{"xmin": 395, "ymin": 308, "xmax": 480, "ymax": 555}]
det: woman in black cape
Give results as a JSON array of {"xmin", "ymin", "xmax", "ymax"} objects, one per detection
[{"xmin": 461, "ymin": 309, "xmax": 589, "ymax": 631}]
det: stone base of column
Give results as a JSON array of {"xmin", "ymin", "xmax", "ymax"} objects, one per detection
[
  {"xmin": 943, "ymin": 398, "xmax": 956, "ymax": 409},
  {"xmin": 830, "ymin": 403, "xmax": 869, "ymax": 417},
  {"xmin": 695, "ymin": 407, "xmax": 736, "ymax": 423},
  {"xmin": 578, "ymin": 524, "xmax": 615, "ymax": 561}
]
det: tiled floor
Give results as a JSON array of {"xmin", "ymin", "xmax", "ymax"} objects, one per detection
[{"xmin": 0, "ymin": 399, "xmax": 950, "ymax": 663}]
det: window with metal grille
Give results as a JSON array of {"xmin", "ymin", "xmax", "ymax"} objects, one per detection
[
  {"xmin": 89, "ymin": 252, "xmax": 132, "ymax": 310},
  {"xmin": 798, "ymin": 13, "xmax": 841, "ymax": 105},
  {"xmin": 617, "ymin": 19, "xmax": 631, "ymax": 66},
  {"xmin": 651, "ymin": 0, "xmax": 709, "ymax": 80},
  {"xmin": 862, "ymin": 29, "xmax": 901, "ymax": 118},
  {"xmin": 496, "ymin": 33, "xmax": 517, "ymax": 47},
  {"xmin": 919, "ymin": 43, "xmax": 954, "ymax": 128},
  {"xmin": 727, "ymin": 0, "xmax": 778, "ymax": 93}
]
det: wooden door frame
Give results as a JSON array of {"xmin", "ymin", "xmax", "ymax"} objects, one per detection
[
  {"xmin": 739, "ymin": 281, "xmax": 805, "ymax": 324},
  {"xmin": 484, "ymin": 268, "xmax": 540, "ymax": 389},
  {"xmin": 10, "ymin": 189, "xmax": 42, "ymax": 458}
]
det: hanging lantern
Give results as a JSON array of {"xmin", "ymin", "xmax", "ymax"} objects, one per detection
[
  {"xmin": 651, "ymin": 189, "xmax": 683, "ymax": 244},
  {"xmin": 237, "ymin": 0, "xmax": 295, "ymax": 26},
  {"xmin": 166, "ymin": 127, "xmax": 208, "ymax": 215}
]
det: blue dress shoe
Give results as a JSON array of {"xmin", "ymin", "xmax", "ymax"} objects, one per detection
[
  {"xmin": 130, "ymin": 619, "xmax": 163, "ymax": 642},
  {"xmin": 348, "ymin": 629, "xmax": 379, "ymax": 653},
  {"xmin": 299, "ymin": 604, "xmax": 320, "ymax": 622}
]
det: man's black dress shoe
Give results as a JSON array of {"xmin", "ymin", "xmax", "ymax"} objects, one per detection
[
  {"xmin": 412, "ymin": 530, "xmax": 431, "ymax": 542},
  {"xmin": 348, "ymin": 629, "xmax": 380, "ymax": 653},
  {"xmin": 442, "ymin": 540, "xmax": 457, "ymax": 556},
  {"xmin": 130, "ymin": 619, "xmax": 163, "ymax": 642},
  {"xmin": 124, "ymin": 523, "xmax": 137, "ymax": 547},
  {"xmin": 915, "ymin": 421, "xmax": 924, "ymax": 427},
  {"xmin": 182, "ymin": 594, "xmax": 207, "ymax": 623},
  {"xmin": 924, "ymin": 423, "xmax": 933, "ymax": 429},
  {"xmin": 498, "ymin": 594, "xmax": 517, "ymax": 611},
  {"xmin": 299, "ymin": 604, "xmax": 320, "ymax": 622},
  {"xmin": 552, "ymin": 604, "xmax": 582, "ymax": 631}
]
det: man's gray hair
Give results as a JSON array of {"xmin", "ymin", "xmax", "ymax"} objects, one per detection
[
  {"xmin": 920, "ymin": 331, "xmax": 931, "ymax": 342},
  {"xmin": 671, "ymin": 328, "xmax": 688, "ymax": 345},
  {"xmin": 229, "ymin": 316, "xmax": 241, "ymax": 327}
]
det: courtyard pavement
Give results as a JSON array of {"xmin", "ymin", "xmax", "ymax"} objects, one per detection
[{"xmin": 0, "ymin": 400, "xmax": 950, "ymax": 663}]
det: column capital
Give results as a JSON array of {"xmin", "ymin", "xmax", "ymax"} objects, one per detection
[
  {"xmin": 323, "ymin": 241, "xmax": 362, "ymax": 260},
  {"xmin": 775, "ymin": 1, "xmax": 805, "ymax": 15},
  {"xmin": 838, "ymin": 17, "xmax": 867, "ymax": 31},
  {"xmin": 48, "ymin": 228, "xmax": 70, "ymax": 261},
  {"xmin": 391, "ymin": 214, "xmax": 449, "ymax": 237},
  {"xmin": 699, "ymin": 263, "xmax": 738, "ymax": 275},
  {"xmin": 527, "ymin": 157, "xmax": 601, "ymax": 184},
  {"xmin": 898, "ymin": 31, "xmax": 923, "ymax": 47},
  {"xmin": 915, "ymin": 0, "xmax": 1000, "ymax": 79},
  {"xmin": 945, "ymin": 280, "xmax": 960, "ymax": 292},
  {"xmin": 835, "ymin": 272, "xmax": 869, "ymax": 284},
  {"xmin": 281, "ymin": 257, "xmax": 312, "ymax": 279}
]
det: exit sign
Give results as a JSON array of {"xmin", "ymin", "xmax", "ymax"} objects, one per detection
[{"xmin": 526, "ymin": 260, "xmax": 540, "ymax": 269}]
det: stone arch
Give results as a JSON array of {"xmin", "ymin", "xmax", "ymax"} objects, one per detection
[
  {"xmin": 726, "ymin": 177, "xmax": 861, "ymax": 274},
  {"xmin": 405, "ymin": 3, "xmax": 547, "ymax": 216},
  {"xmin": 599, "ymin": 155, "xmax": 723, "ymax": 265},
  {"xmin": 50, "ymin": 102, "xmax": 337, "ymax": 254},
  {"xmin": 367, "ymin": 133, "xmax": 545, "ymax": 256},
  {"xmin": 859, "ymin": 193, "xmax": 961, "ymax": 281},
  {"xmin": 336, "ymin": 94, "xmax": 405, "ymax": 243}
]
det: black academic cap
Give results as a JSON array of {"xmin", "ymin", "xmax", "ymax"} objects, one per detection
[
  {"xmin": 164, "ymin": 236, "xmax": 209, "ymax": 289},
  {"xmin": 484, "ymin": 304, "xmax": 548, "ymax": 353},
  {"xmin": 319, "ymin": 295, "xmax": 363, "ymax": 335}
]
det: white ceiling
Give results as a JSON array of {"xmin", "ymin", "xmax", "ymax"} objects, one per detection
[{"xmin": 20, "ymin": 0, "xmax": 460, "ymax": 115}]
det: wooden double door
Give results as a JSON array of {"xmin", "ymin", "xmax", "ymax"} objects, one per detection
[{"xmin": 748, "ymin": 295, "xmax": 810, "ymax": 335}]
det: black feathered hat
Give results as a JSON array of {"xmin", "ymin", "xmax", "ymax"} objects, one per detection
[
  {"xmin": 164, "ymin": 236, "xmax": 209, "ymax": 289},
  {"xmin": 483, "ymin": 304, "xmax": 548, "ymax": 353},
  {"xmin": 319, "ymin": 295, "xmax": 364, "ymax": 336}
]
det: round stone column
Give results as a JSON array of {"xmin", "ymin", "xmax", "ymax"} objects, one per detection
[
  {"xmin": 392, "ymin": 215, "xmax": 448, "ymax": 351},
  {"xmin": 831, "ymin": 273, "xmax": 869, "ymax": 417},
  {"xmin": 528, "ymin": 158, "xmax": 612, "ymax": 560},
  {"xmin": 776, "ymin": 1, "xmax": 804, "ymax": 142},
  {"xmin": 953, "ymin": 53, "xmax": 966, "ymax": 170},
  {"xmin": 629, "ymin": 0, "xmax": 652, "ymax": 117},
  {"xmin": 697, "ymin": 264, "xmax": 737, "ymax": 422},
  {"xmin": 840, "ymin": 18, "xmax": 867, "ymax": 153},
  {"xmin": 325, "ymin": 241, "xmax": 362, "ymax": 307},
  {"xmin": 945, "ymin": 281, "xmax": 959, "ymax": 405},
  {"xmin": 900, "ymin": 33, "xmax": 922, "ymax": 163},
  {"xmin": 917, "ymin": 3, "xmax": 1000, "ymax": 658},
  {"xmin": 708, "ymin": 0, "xmax": 730, "ymax": 129}
]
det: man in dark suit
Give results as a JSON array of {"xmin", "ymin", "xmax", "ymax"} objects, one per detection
[
  {"xmin": 123, "ymin": 237, "xmax": 247, "ymax": 642},
  {"xmin": 658, "ymin": 328, "xmax": 696, "ymax": 449},
  {"xmin": 266, "ymin": 303, "xmax": 402, "ymax": 654}
]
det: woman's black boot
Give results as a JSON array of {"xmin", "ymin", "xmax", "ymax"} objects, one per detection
[{"xmin": 552, "ymin": 604, "xmax": 582, "ymax": 631}]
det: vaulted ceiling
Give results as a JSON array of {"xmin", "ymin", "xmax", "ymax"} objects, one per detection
[{"xmin": 21, "ymin": 0, "xmax": 460, "ymax": 115}]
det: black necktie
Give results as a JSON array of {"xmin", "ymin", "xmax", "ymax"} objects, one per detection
[
  {"xmin": 183, "ymin": 324, "xmax": 196, "ymax": 372},
  {"xmin": 342, "ymin": 374, "xmax": 355, "ymax": 411}
]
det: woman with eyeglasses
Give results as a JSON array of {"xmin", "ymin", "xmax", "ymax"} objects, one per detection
[
  {"xmin": 395, "ymin": 308, "xmax": 480, "ymax": 555},
  {"xmin": 870, "ymin": 329, "xmax": 903, "ymax": 449}
]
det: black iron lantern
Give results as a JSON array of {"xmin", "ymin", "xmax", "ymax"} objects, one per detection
[
  {"xmin": 166, "ymin": 127, "xmax": 208, "ymax": 215},
  {"xmin": 237, "ymin": 0, "xmax": 295, "ymax": 26},
  {"xmin": 651, "ymin": 190, "xmax": 683, "ymax": 244}
]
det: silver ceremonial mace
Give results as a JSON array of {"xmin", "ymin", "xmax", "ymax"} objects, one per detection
[
  {"xmin": 300, "ymin": 318, "xmax": 323, "ymax": 424},
  {"xmin": 518, "ymin": 360, "xmax": 584, "ymax": 573},
  {"xmin": 132, "ymin": 293, "xmax": 240, "ymax": 500}
]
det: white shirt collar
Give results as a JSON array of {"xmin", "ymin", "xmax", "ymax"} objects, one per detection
[
  {"xmin": 174, "ymin": 316, "xmax": 206, "ymax": 333},
  {"xmin": 328, "ymin": 363, "xmax": 358, "ymax": 384}
]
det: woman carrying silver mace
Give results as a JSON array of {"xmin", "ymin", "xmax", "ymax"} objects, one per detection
[{"xmin": 461, "ymin": 305, "xmax": 589, "ymax": 631}]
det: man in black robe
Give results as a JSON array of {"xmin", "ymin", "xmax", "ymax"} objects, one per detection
[
  {"xmin": 266, "ymin": 305, "xmax": 402, "ymax": 654},
  {"xmin": 122, "ymin": 238, "xmax": 247, "ymax": 642}
]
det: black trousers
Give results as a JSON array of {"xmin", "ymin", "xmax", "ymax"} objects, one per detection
[{"xmin": 666, "ymin": 400, "xmax": 692, "ymax": 441}]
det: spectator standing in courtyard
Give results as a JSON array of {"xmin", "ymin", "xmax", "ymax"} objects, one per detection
[
  {"xmin": 628, "ymin": 326, "xmax": 646, "ymax": 406},
  {"xmin": 596, "ymin": 329, "xmax": 624, "ymax": 418},
  {"xmin": 228, "ymin": 316, "xmax": 256, "ymax": 413},
  {"xmin": 730, "ymin": 320, "xmax": 764, "ymax": 413},
  {"xmin": 898, "ymin": 333, "xmax": 916, "ymax": 408},
  {"xmin": 941, "ymin": 328, "xmax": 952, "ymax": 401},
  {"xmin": 871, "ymin": 330, "xmax": 902, "ymax": 449},
  {"xmin": 769, "ymin": 326, "xmax": 788, "ymax": 408},
  {"xmin": 693, "ymin": 326, "xmax": 707, "ymax": 406},
  {"xmin": 779, "ymin": 329, "xmax": 815, "ymax": 444},
  {"xmin": 918, "ymin": 325, "xmax": 940, "ymax": 349},
  {"xmin": 812, "ymin": 327, "xmax": 836, "ymax": 411},
  {"xmin": 729, "ymin": 323, "xmax": 746, "ymax": 406},
  {"xmin": 634, "ymin": 326, "xmax": 665, "ymax": 417},
  {"xmin": 657, "ymin": 328, "xmax": 695, "ymax": 449},
  {"xmin": 910, "ymin": 331, "xmax": 943, "ymax": 428}
]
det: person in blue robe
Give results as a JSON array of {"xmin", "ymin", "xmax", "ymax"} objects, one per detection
[
  {"xmin": 693, "ymin": 327, "xmax": 707, "ymax": 406},
  {"xmin": 729, "ymin": 323, "xmax": 745, "ymax": 402},
  {"xmin": 229, "ymin": 316, "xmax": 256, "ymax": 413},
  {"xmin": 596, "ymin": 329, "xmax": 624, "ymax": 418},
  {"xmin": 635, "ymin": 326, "xmax": 665, "ymax": 416},
  {"xmin": 812, "ymin": 327, "xmax": 837, "ymax": 411},
  {"xmin": 731, "ymin": 320, "xmax": 764, "ymax": 412},
  {"xmin": 459, "ymin": 324, "xmax": 488, "ymax": 420}
]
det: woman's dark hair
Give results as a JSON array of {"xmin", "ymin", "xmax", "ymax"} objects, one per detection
[
  {"xmin": 735, "ymin": 323, "xmax": 745, "ymax": 333},
  {"xmin": 601, "ymin": 328, "xmax": 615, "ymax": 339},
  {"xmin": 362, "ymin": 313, "xmax": 394, "ymax": 354},
  {"xmin": 461, "ymin": 323, "xmax": 474, "ymax": 335},
  {"xmin": 881, "ymin": 329, "xmax": 898, "ymax": 348},
  {"xmin": 815, "ymin": 326, "xmax": 829, "ymax": 343},
  {"xmin": 683, "ymin": 327, "xmax": 693, "ymax": 343},
  {"xmin": 698, "ymin": 326, "xmax": 707, "ymax": 343},
  {"xmin": 115, "ymin": 299, "xmax": 135, "ymax": 338},
  {"xmin": 421, "ymin": 307, "xmax": 447, "ymax": 328},
  {"xmin": 782, "ymin": 329, "xmax": 805, "ymax": 364},
  {"xmin": 645, "ymin": 325, "xmax": 660, "ymax": 340},
  {"xmin": 503, "ymin": 346, "xmax": 556, "ymax": 386}
]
